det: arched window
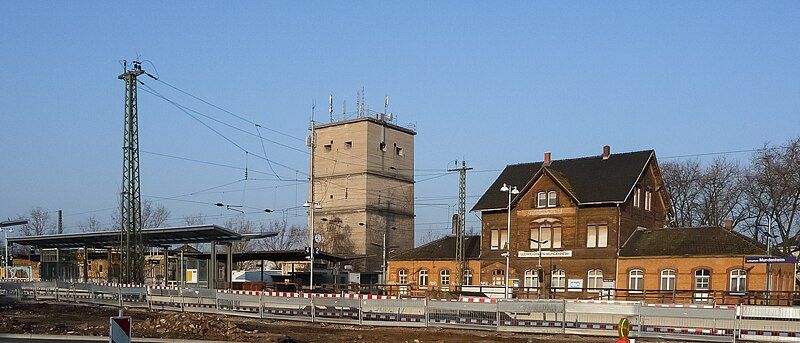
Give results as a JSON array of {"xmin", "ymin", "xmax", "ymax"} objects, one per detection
[
  {"xmin": 463, "ymin": 269, "xmax": 473, "ymax": 285},
  {"xmin": 524, "ymin": 270, "xmax": 539, "ymax": 288},
  {"xmin": 551, "ymin": 269, "xmax": 566, "ymax": 289},
  {"xmin": 492, "ymin": 269, "xmax": 505, "ymax": 286},
  {"xmin": 628, "ymin": 269, "xmax": 644, "ymax": 291},
  {"xmin": 587, "ymin": 269, "xmax": 603, "ymax": 291},
  {"xmin": 547, "ymin": 191, "xmax": 557, "ymax": 207},
  {"xmin": 694, "ymin": 269, "xmax": 710, "ymax": 290},
  {"xmin": 729, "ymin": 269, "xmax": 747, "ymax": 293},
  {"xmin": 398, "ymin": 269, "xmax": 408, "ymax": 284},
  {"xmin": 660, "ymin": 269, "xmax": 676, "ymax": 291},
  {"xmin": 532, "ymin": 222, "xmax": 562, "ymax": 249},
  {"xmin": 440, "ymin": 269, "xmax": 450, "ymax": 286},
  {"xmin": 418, "ymin": 269, "xmax": 428, "ymax": 286}
]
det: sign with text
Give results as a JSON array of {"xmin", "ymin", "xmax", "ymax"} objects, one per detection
[
  {"xmin": 517, "ymin": 250, "xmax": 573, "ymax": 258},
  {"xmin": 744, "ymin": 256, "xmax": 797, "ymax": 264},
  {"xmin": 567, "ymin": 278, "xmax": 583, "ymax": 292}
]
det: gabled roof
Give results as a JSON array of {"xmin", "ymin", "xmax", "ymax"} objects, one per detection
[
  {"xmin": 620, "ymin": 226, "xmax": 779, "ymax": 257},
  {"xmin": 472, "ymin": 150, "xmax": 654, "ymax": 211},
  {"xmin": 391, "ymin": 235, "xmax": 481, "ymax": 261}
]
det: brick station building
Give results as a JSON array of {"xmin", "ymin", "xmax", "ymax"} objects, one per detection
[
  {"xmin": 386, "ymin": 235, "xmax": 481, "ymax": 293},
  {"xmin": 471, "ymin": 147, "xmax": 671, "ymax": 295},
  {"xmin": 617, "ymin": 226, "xmax": 796, "ymax": 303}
]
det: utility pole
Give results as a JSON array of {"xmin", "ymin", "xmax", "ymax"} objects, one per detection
[
  {"xmin": 448, "ymin": 160, "xmax": 472, "ymax": 290},
  {"xmin": 118, "ymin": 60, "xmax": 148, "ymax": 284},
  {"xmin": 306, "ymin": 103, "xmax": 318, "ymax": 291}
]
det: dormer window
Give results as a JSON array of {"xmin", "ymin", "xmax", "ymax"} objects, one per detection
[
  {"xmin": 537, "ymin": 192, "xmax": 547, "ymax": 208},
  {"xmin": 547, "ymin": 191, "xmax": 557, "ymax": 207}
]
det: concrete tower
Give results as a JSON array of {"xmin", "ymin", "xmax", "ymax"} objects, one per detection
[{"xmin": 310, "ymin": 114, "xmax": 415, "ymax": 275}]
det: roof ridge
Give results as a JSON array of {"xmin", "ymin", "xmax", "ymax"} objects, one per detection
[{"xmin": 506, "ymin": 149, "xmax": 653, "ymax": 166}]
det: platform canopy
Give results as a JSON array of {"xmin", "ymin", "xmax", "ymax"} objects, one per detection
[{"xmin": 8, "ymin": 225, "xmax": 277, "ymax": 249}]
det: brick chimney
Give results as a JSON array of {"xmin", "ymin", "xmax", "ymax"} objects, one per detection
[
  {"xmin": 602, "ymin": 145, "xmax": 611, "ymax": 160},
  {"xmin": 724, "ymin": 220, "xmax": 734, "ymax": 231},
  {"xmin": 543, "ymin": 152, "xmax": 552, "ymax": 166}
]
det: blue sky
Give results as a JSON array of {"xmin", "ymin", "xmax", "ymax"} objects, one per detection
[{"xmin": 1, "ymin": 2, "xmax": 798, "ymax": 243}]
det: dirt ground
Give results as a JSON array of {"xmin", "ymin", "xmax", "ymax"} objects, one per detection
[{"xmin": 0, "ymin": 299, "xmax": 630, "ymax": 343}]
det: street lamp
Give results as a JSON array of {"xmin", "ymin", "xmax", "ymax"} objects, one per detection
[
  {"xmin": 303, "ymin": 201, "xmax": 322, "ymax": 291},
  {"xmin": 499, "ymin": 183, "xmax": 519, "ymax": 299},
  {"xmin": 1, "ymin": 219, "xmax": 28, "ymax": 279}
]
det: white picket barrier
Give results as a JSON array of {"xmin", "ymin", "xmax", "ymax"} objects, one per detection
[
  {"xmin": 181, "ymin": 288, "xmax": 218, "ymax": 314},
  {"xmin": 147, "ymin": 286, "xmax": 182, "ymax": 311},
  {"xmin": 739, "ymin": 305, "xmax": 800, "ymax": 342},
  {"xmin": 216, "ymin": 290, "xmax": 261, "ymax": 318},
  {"xmin": 564, "ymin": 300, "xmax": 639, "ymax": 337},
  {"xmin": 312, "ymin": 294, "xmax": 361, "ymax": 324},
  {"xmin": 361, "ymin": 296, "xmax": 425, "ymax": 327},
  {"xmin": 639, "ymin": 303, "xmax": 736, "ymax": 342},
  {"xmin": 261, "ymin": 292, "xmax": 313, "ymax": 322},
  {"xmin": 498, "ymin": 299, "xmax": 564, "ymax": 334},
  {"xmin": 428, "ymin": 299, "xmax": 498, "ymax": 329}
]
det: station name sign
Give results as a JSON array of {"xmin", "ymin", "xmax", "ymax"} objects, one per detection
[
  {"xmin": 744, "ymin": 256, "xmax": 797, "ymax": 264},
  {"xmin": 517, "ymin": 250, "xmax": 573, "ymax": 258}
]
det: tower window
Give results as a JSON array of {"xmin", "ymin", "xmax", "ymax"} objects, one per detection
[
  {"xmin": 396, "ymin": 146, "xmax": 403, "ymax": 156},
  {"xmin": 344, "ymin": 141, "xmax": 352, "ymax": 149},
  {"xmin": 324, "ymin": 144, "xmax": 332, "ymax": 152}
]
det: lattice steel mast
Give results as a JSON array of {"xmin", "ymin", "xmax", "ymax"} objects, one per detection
[
  {"xmin": 118, "ymin": 61, "xmax": 145, "ymax": 284},
  {"xmin": 449, "ymin": 160, "xmax": 472, "ymax": 289}
]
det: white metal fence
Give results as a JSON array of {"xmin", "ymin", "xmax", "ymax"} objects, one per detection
[{"xmin": 1, "ymin": 281, "xmax": 799, "ymax": 342}]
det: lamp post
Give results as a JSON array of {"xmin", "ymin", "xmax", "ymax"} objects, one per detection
[
  {"xmin": 360, "ymin": 222, "xmax": 397, "ymax": 285},
  {"xmin": 499, "ymin": 183, "xmax": 519, "ymax": 299},
  {"xmin": 304, "ymin": 201, "xmax": 321, "ymax": 290},
  {"xmin": 1, "ymin": 219, "xmax": 27, "ymax": 279}
]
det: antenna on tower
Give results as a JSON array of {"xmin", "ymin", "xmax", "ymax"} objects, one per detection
[
  {"xmin": 384, "ymin": 95, "xmax": 389, "ymax": 119},
  {"xmin": 328, "ymin": 95, "xmax": 334, "ymax": 123}
]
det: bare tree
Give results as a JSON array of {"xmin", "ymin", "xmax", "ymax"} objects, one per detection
[
  {"xmin": 111, "ymin": 199, "xmax": 171, "ymax": 230},
  {"xmin": 697, "ymin": 158, "xmax": 748, "ymax": 227},
  {"xmin": 19, "ymin": 207, "xmax": 54, "ymax": 236},
  {"xmin": 661, "ymin": 160, "xmax": 702, "ymax": 227},
  {"xmin": 224, "ymin": 216, "xmax": 255, "ymax": 253},
  {"xmin": 317, "ymin": 217, "xmax": 355, "ymax": 256},
  {"xmin": 81, "ymin": 215, "xmax": 103, "ymax": 232},
  {"xmin": 183, "ymin": 213, "xmax": 206, "ymax": 226},
  {"xmin": 258, "ymin": 219, "xmax": 306, "ymax": 251},
  {"xmin": 417, "ymin": 230, "xmax": 446, "ymax": 246},
  {"xmin": 744, "ymin": 138, "xmax": 800, "ymax": 254}
]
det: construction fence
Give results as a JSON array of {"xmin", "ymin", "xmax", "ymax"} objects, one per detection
[{"xmin": 1, "ymin": 281, "xmax": 798, "ymax": 342}]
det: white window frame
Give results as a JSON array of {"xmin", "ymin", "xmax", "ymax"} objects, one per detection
[
  {"xmin": 645, "ymin": 190, "xmax": 652, "ymax": 211},
  {"xmin": 586, "ymin": 224, "xmax": 608, "ymax": 248},
  {"xmin": 490, "ymin": 229, "xmax": 508, "ymax": 250},
  {"xmin": 463, "ymin": 269, "xmax": 473, "ymax": 285},
  {"xmin": 634, "ymin": 187, "xmax": 641, "ymax": 208},
  {"xmin": 418, "ymin": 269, "xmax": 428, "ymax": 287},
  {"xmin": 524, "ymin": 270, "xmax": 540, "ymax": 288},
  {"xmin": 629, "ymin": 269, "xmax": 644, "ymax": 292},
  {"xmin": 492, "ymin": 269, "xmax": 505, "ymax": 286},
  {"xmin": 536, "ymin": 224, "xmax": 562, "ymax": 249},
  {"xmin": 440, "ymin": 269, "xmax": 450, "ymax": 286},
  {"xmin": 695, "ymin": 269, "xmax": 710, "ymax": 291},
  {"xmin": 729, "ymin": 269, "xmax": 747, "ymax": 293},
  {"xmin": 551, "ymin": 269, "xmax": 566, "ymax": 290},
  {"xmin": 398, "ymin": 269, "xmax": 408, "ymax": 284},
  {"xmin": 547, "ymin": 191, "xmax": 557, "ymax": 207},
  {"xmin": 660, "ymin": 269, "xmax": 676, "ymax": 291},
  {"xmin": 537, "ymin": 192, "xmax": 547, "ymax": 208},
  {"xmin": 587, "ymin": 269, "xmax": 603, "ymax": 291}
]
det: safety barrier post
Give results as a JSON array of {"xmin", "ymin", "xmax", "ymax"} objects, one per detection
[
  {"xmin": 118, "ymin": 286, "xmax": 123, "ymax": 308},
  {"xmin": 311, "ymin": 295, "xmax": 316, "ymax": 323},
  {"xmin": 733, "ymin": 304, "xmax": 739, "ymax": 343},
  {"xmin": 423, "ymin": 297, "xmax": 429, "ymax": 328},
  {"xmin": 214, "ymin": 290, "xmax": 220, "ymax": 314},
  {"xmin": 561, "ymin": 299, "xmax": 566, "ymax": 331},
  {"xmin": 358, "ymin": 296, "xmax": 363, "ymax": 326},
  {"xmin": 636, "ymin": 301, "xmax": 643, "ymax": 339},
  {"xmin": 495, "ymin": 301, "xmax": 501, "ymax": 331},
  {"xmin": 179, "ymin": 287, "xmax": 185, "ymax": 313},
  {"xmin": 258, "ymin": 292, "xmax": 264, "ymax": 319}
]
